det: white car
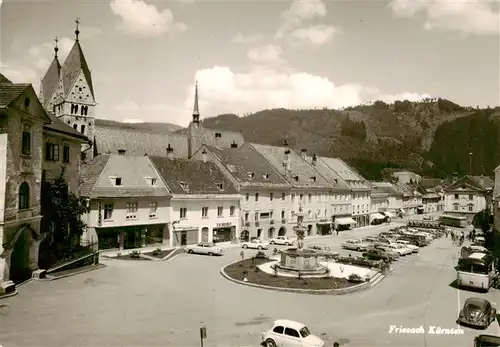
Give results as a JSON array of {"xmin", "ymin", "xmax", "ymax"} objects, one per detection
[
  {"xmin": 341, "ymin": 239, "xmax": 369, "ymax": 251},
  {"xmin": 261, "ymin": 319, "xmax": 324, "ymax": 347},
  {"xmin": 269, "ymin": 236, "xmax": 294, "ymax": 246},
  {"xmin": 186, "ymin": 242, "xmax": 224, "ymax": 256},
  {"xmin": 395, "ymin": 240, "xmax": 419, "ymax": 253},
  {"xmin": 387, "ymin": 243, "xmax": 411, "ymax": 256},
  {"xmin": 241, "ymin": 239, "xmax": 268, "ymax": 250}
]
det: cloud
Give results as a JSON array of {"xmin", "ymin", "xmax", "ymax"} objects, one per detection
[
  {"xmin": 111, "ymin": 100, "xmax": 191, "ymax": 125},
  {"xmin": 389, "ymin": 0, "xmax": 500, "ymax": 35},
  {"xmin": 232, "ymin": 32, "xmax": 264, "ymax": 44},
  {"xmin": 123, "ymin": 118, "xmax": 145, "ymax": 123},
  {"xmin": 0, "ymin": 61, "xmax": 37, "ymax": 85},
  {"xmin": 247, "ymin": 45, "xmax": 287, "ymax": 65},
  {"xmin": 289, "ymin": 24, "xmax": 338, "ymax": 45},
  {"xmin": 110, "ymin": 0, "xmax": 187, "ymax": 38},
  {"xmin": 276, "ymin": 0, "xmax": 328, "ymax": 39}
]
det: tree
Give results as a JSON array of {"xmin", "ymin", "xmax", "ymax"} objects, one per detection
[{"xmin": 40, "ymin": 168, "xmax": 87, "ymax": 264}]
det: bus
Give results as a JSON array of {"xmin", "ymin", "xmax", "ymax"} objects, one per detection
[
  {"xmin": 457, "ymin": 252, "xmax": 496, "ymax": 292},
  {"xmin": 440, "ymin": 214, "xmax": 468, "ymax": 228}
]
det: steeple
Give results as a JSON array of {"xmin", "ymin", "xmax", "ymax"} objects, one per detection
[
  {"xmin": 75, "ymin": 18, "xmax": 80, "ymax": 41},
  {"xmin": 192, "ymin": 81, "xmax": 200, "ymax": 124},
  {"xmin": 54, "ymin": 36, "xmax": 59, "ymax": 58},
  {"xmin": 39, "ymin": 37, "xmax": 62, "ymax": 108}
]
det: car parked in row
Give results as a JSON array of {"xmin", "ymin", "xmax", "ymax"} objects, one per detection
[
  {"xmin": 341, "ymin": 239, "xmax": 369, "ymax": 252},
  {"xmin": 395, "ymin": 240, "xmax": 419, "ymax": 253},
  {"xmin": 457, "ymin": 298, "xmax": 497, "ymax": 329},
  {"xmin": 269, "ymin": 236, "xmax": 294, "ymax": 246},
  {"xmin": 241, "ymin": 238, "xmax": 268, "ymax": 250},
  {"xmin": 186, "ymin": 242, "xmax": 224, "ymax": 256},
  {"xmin": 362, "ymin": 248, "xmax": 394, "ymax": 261}
]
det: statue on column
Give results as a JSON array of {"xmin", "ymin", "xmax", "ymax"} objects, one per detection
[{"xmin": 295, "ymin": 205, "xmax": 306, "ymax": 250}]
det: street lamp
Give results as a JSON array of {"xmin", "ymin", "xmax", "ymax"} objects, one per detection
[{"xmin": 469, "ymin": 152, "xmax": 473, "ymax": 175}]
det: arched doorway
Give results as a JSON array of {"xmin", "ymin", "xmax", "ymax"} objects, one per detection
[
  {"xmin": 268, "ymin": 227, "xmax": 275, "ymax": 239},
  {"xmin": 257, "ymin": 229, "xmax": 262, "ymax": 239},
  {"xmin": 307, "ymin": 225, "xmax": 313, "ymax": 236},
  {"xmin": 201, "ymin": 227, "xmax": 209, "ymax": 242},
  {"xmin": 10, "ymin": 227, "xmax": 34, "ymax": 284},
  {"xmin": 240, "ymin": 230, "xmax": 250, "ymax": 242},
  {"xmin": 278, "ymin": 226, "xmax": 286, "ymax": 236}
]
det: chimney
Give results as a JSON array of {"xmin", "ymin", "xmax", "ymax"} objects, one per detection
[
  {"xmin": 166, "ymin": 144, "xmax": 174, "ymax": 159},
  {"xmin": 300, "ymin": 148, "xmax": 307, "ymax": 159},
  {"xmin": 231, "ymin": 140, "xmax": 238, "ymax": 149},
  {"xmin": 312, "ymin": 154, "xmax": 317, "ymax": 166},
  {"xmin": 284, "ymin": 149, "xmax": 291, "ymax": 171},
  {"xmin": 452, "ymin": 172, "xmax": 458, "ymax": 183},
  {"xmin": 202, "ymin": 149, "xmax": 207, "ymax": 163}
]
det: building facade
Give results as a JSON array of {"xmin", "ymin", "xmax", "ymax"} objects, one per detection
[{"xmin": 371, "ymin": 181, "xmax": 403, "ymax": 213}]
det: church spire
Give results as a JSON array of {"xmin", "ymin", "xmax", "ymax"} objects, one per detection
[
  {"xmin": 54, "ymin": 36, "xmax": 59, "ymax": 58},
  {"xmin": 75, "ymin": 17, "xmax": 80, "ymax": 41},
  {"xmin": 192, "ymin": 81, "xmax": 200, "ymax": 124}
]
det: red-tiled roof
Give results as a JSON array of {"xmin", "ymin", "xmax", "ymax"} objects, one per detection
[
  {"xmin": 0, "ymin": 83, "xmax": 30, "ymax": 108},
  {"xmin": 40, "ymin": 57, "xmax": 61, "ymax": 107},
  {"xmin": 149, "ymin": 156, "xmax": 238, "ymax": 195}
]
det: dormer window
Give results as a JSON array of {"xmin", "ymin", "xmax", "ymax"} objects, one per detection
[
  {"xmin": 146, "ymin": 177, "xmax": 157, "ymax": 186},
  {"xmin": 310, "ymin": 176, "xmax": 316, "ymax": 183},
  {"xmin": 294, "ymin": 175, "xmax": 299, "ymax": 181},
  {"xmin": 248, "ymin": 172, "xmax": 255, "ymax": 179},
  {"xmin": 263, "ymin": 173, "xmax": 269, "ymax": 179},
  {"xmin": 215, "ymin": 132, "xmax": 222, "ymax": 138},
  {"xmin": 111, "ymin": 177, "xmax": 122, "ymax": 186},
  {"xmin": 216, "ymin": 182, "xmax": 224, "ymax": 190},
  {"xmin": 118, "ymin": 149, "xmax": 126, "ymax": 155},
  {"xmin": 179, "ymin": 181, "xmax": 189, "ymax": 192}
]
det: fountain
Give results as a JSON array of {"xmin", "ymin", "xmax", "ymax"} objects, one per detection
[{"xmin": 273, "ymin": 207, "xmax": 329, "ymax": 276}]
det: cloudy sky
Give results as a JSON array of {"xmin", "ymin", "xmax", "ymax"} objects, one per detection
[{"xmin": 0, "ymin": 0, "xmax": 499, "ymax": 126}]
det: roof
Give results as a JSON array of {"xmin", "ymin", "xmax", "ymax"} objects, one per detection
[
  {"xmin": 320, "ymin": 157, "xmax": 371, "ymax": 190},
  {"xmin": 273, "ymin": 319, "xmax": 305, "ymax": 330},
  {"xmin": 204, "ymin": 143, "xmax": 290, "ymax": 188},
  {"xmin": 61, "ymin": 41, "xmax": 94, "ymax": 99},
  {"xmin": 468, "ymin": 252, "xmax": 489, "ymax": 260},
  {"xmin": 250, "ymin": 143, "xmax": 331, "ymax": 189},
  {"xmin": 476, "ymin": 335, "xmax": 500, "ymax": 344},
  {"xmin": 44, "ymin": 113, "xmax": 89, "ymax": 142},
  {"xmin": 314, "ymin": 156, "xmax": 351, "ymax": 192},
  {"xmin": 79, "ymin": 155, "xmax": 170, "ymax": 198},
  {"xmin": 40, "ymin": 57, "xmax": 61, "ymax": 107},
  {"xmin": 0, "ymin": 83, "xmax": 30, "ymax": 108},
  {"xmin": 202, "ymin": 127, "xmax": 245, "ymax": 148},
  {"xmin": 371, "ymin": 182, "xmax": 403, "ymax": 196},
  {"xmin": 149, "ymin": 156, "xmax": 239, "ymax": 195},
  {"xmin": 464, "ymin": 297, "xmax": 488, "ymax": 308},
  {"xmin": 94, "ymin": 126, "xmax": 189, "ymax": 158},
  {"xmin": 469, "ymin": 175, "xmax": 494, "ymax": 189},
  {"xmin": 445, "ymin": 175, "xmax": 494, "ymax": 192},
  {"xmin": 0, "ymin": 73, "xmax": 12, "ymax": 84}
]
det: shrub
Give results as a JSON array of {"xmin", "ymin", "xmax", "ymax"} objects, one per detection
[
  {"xmin": 255, "ymin": 251, "xmax": 268, "ymax": 259},
  {"xmin": 152, "ymin": 248, "xmax": 162, "ymax": 256},
  {"xmin": 130, "ymin": 250, "xmax": 141, "ymax": 258},
  {"xmin": 348, "ymin": 273, "xmax": 363, "ymax": 283}
]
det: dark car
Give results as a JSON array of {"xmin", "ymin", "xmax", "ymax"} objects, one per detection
[
  {"xmin": 474, "ymin": 334, "xmax": 500, "ymax": 347},
  {"xmin": 362, "ymin": 248, "xmax": 393, "ymax": 261},
  {"xmin": 457, "ymin": 298, "xmax": 497, "ymax": 329}
]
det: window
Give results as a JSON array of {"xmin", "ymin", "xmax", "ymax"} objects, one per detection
[
  {"xmin": 454, "ymin": 194, "xmax": 459, "ymax": 199},
  {"xmin": 284, "ymin": 328, "xmax": 300, "ymax": 338},
  {"xmin": 24, "ymin": 97, "xmax": 30, "ymax": 107},
  {"xmin": 21, "ymin": 124, "xmax": 31, "ymax": 155},
  {"xmin": 254, "ymin": 211, "xmax": 259, "ymax": 221},
  {"xmin": 126, "ymin": 202, "xmax": 138, "ymax": 220},
  {"xmin": 281, "ymin": 210, "xmax": 285, "ymax": 219},
  {"xmin": 73, "ymin": 124, "xmax": 78, "ymax": 130},
  {"xmin": 282, "ymin": 193, "xmax": 286, "ymax": 201},
  {"xmin": 291, "ymin": 194, "xmax": 295, "ymax": 202},
  {"xmin": 308, "ymin": 194, "xmax": 312, "ymax": 202},
  {"xmin": 244, "ymin": 212, "xmax": 249, "ymax": 221},
  {"xmin": 63, "ymin": 145, "xmax": 70, "ymax": 163},
  {"xmin": 245, "ymin": 193, "xmax": 249, "ymax": 201},
  {"xmin": 453, "ymin": 204, "xmax": 459, "ymax": 211},
  {"xmin": 217, "ymin": 206, "xmax": 223, "ymax": 217},
  {"xmin": 45, "ymin": 143, "xmax": 60, "ymax": 161},
  {"xmin": 273, "ymin": 326, "xmax": 284, "ymax": 334},
  {"xmin": 216, "ymin": 183, "xmax": 224, "ymax": 190},
  {"xmin": 18, "ymin": 182, "xmax": 30, "ymax": 209},
  {"xmin": 146, "ymin": 177, "xmax": 156, "ymax": 186},
  {"xmin": 179, "ymin": 181, "xmax": 189, "ymax": 192},
  {"xmin": 149, "ymin": 202, "xmax": 157, "ymax": 218},
  {"xmin": 255, "ymin": 193, "xmax": 259, "ymax": 201},
  {"xmin": 270, "ymin": 193, "xmax": 274, "ymax": 201},
  {"xmin": 468, "ymin": 204, "xmax": 474, "ymax": 212},
  {"xmin": 299, "ymin": 194, "xmax": 303, "ymax": 201},
  {"xmin": 469, "ymin": 194, "xmax": 473, "ymax": 201},
  {"xmin": 112, "ymin": 177, "xmax": 122, "ymax": 186},
  {"xmin": 180, "ymin": 207, "xmax": 187, "ymax": 219},
  {"xmin": 80, "ymin": 124, "xmax": 86, "ymax": 134},
  {"xmin": 202, "ymin": 207, "xmax": 208, "ymax": 218},
  {"xmin": 104, "ymin": 203, "xmax": 113, "ymax": 220},
  {"xmin": 230, "ymin": 206, "xmax": 235, "ymax": 216}
]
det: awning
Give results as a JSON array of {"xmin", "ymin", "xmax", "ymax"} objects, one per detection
[
  {"xmin": 316, "ymin": 221, "xmax": 331, "ymax": 225},
  {"xmin": 371, "ymin": 213, "xmax": 386, "ymax": 220},
  {"xmin": 383, "ymin": 211, "xmax": 394, "ymax": 218},
  {"xmin": 335, "ymin": 217, "xmax": 356, "ymax": 225}
]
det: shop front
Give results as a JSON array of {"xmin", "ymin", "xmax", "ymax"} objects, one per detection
[
  {"xmin": 172, "ymin": 226, "xmax": 198, "ymax": 247},
  {"xmin": 334, "ymin": 216, "xmax": 356, "ymax": 231},
  {"xmin": 316, "ymin": 219, "xmax": 332, "ymax": 235},
  {"xmin": 213, "ymin": 222, "xmax": 236, "ymax": 243},
  {"xmin": 97, "ymin": 224, "xmax": 166, "ymax": 250}
]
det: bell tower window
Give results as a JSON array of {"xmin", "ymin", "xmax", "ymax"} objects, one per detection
[
  {"xmin": 71, "ymin": 104, "xmax": 79, "ymax": 114},
  {"xmin": 73, "ymin": 124, "xmax": 77, "ymax": 130},
  {"xmin": 81, "ymin": 125, "xmax": 86, "ymax": 134}
]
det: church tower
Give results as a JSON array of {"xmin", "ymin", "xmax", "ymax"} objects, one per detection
[
  {"xmin": 42, "ymin": 19, "xmax": 97, "ymax": 160},
  {"xmin": 187, "ymin": 82, "xmax": 204, "ymax": 158},
  {"xmin": 39, "ymin": 37, "xmax": 61, "ymax": 108}
]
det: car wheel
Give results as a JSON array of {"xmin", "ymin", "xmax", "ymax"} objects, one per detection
[
  {"xmin": 285, "ymin": 242, "xmax": 290, "ymax": 246},
  {"xmin": 242, "ymin": 244, "xmax": 248, "ymax": 249},
  {"xmin": 208, "ymin": 252, "xmax": 214, "ymax": 256},
  {"xmin": 270, "ymin": 241, "xmax": 275, "ymax": 245},
  {"xmin": 258, "ymin": 246, "xmax": 263, "ymax": 250},
  {"xmin": 188, "ymin": 249, "xmax": 194, "ymax": 254},
  {"xmin": 265, "ymin": 339, "xmax": 277, "ymax": 347},
  {"xmin": 356, "ymin": 248, "xmax": 360, "ymax": 251}
]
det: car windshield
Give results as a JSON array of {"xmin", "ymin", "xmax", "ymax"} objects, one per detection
[{"xmin": 299, "ymin": 326, "xmax": 310, "ymax": 337}]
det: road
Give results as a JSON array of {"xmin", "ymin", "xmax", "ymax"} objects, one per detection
[{"xmin": 1, "ymin": 222, "xmax": 498, "ymax": 347}]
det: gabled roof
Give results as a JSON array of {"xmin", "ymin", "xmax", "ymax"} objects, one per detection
[
  {"xmin": 94, "ymin": 126, "xmax": 189, "ymax": 158},
  {"xmin": 313, "ymin": 156, "xmax": 351, "ymax": 192},
  {"xmin": 202, "ymin": 143, "xmax": 291, "ymax": 188},
  {"xmin": 61, "ymin": 41, "xmax": 94, "ymax": 99},
  {"xmin": 202, "ymin": 127, "xmax": 245, "ymax": 148},
  {"xmin": 79, "ymin": 155, "xmax": 170, "ymax": 198},
  {"xmin": 320, "ymin": 157, "xmax": 371, "ymax": 190},
  {"xmin": 149, "ymin": 156, "xmax": 239, "ymax": 195},
  {"xmin": 250, "ymin": 143, "xmax": 331, "ymax": 189},
  {"xmin": 40, "ymin": 57, "xmax": 61, "ymax": 106},
  {"xmin": 371, "ymin": 181, "xmax": 403, "ymax": 197},
  {"xmin": 44, "ymin": 113, "xmax": 89, "ymax": 142},
  {"xmin": 0, "ymin": 73, "xmax": 12, "ymax": 84},
  {"xmin": 445, "ymin": 175, "xmax": 494, "ymax": 192},
  {"xmin": 0, "ymin": 83, "xmax": 31, "ymax": 109}
]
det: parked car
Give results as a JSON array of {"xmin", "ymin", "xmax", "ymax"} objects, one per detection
[
  {"xmin": 457, "ymin": 298, "xmax": 497, "ymax": 329},
  {"xmin": 474, "ymin": 334, "xmax": 500, "ymax": 347},
  {"xmin": 372, "ymin": 245, "xmax": 399, "ymax": 259},
  {"xmin": 395, "ymin": 240, "xmax": 419, "ymax": 253},
  {"xmin": 362, "ymin": 248, "xmax": 394, "ymax": 261},
  {"xmin": 186, "ymin": 242, "xmax": 224, "ymax": 256},
  {"xmin": 387, "ymin": 243, "xmax": 412, "ymax": 256},
  {"xmin": 363, "ymin": 236, "xmax": 379, "ymax": 244},
  {"xmin": 307, "ymin": 244, "xmax": 339, "ymax": 259},
  {"xmin": 269, "ymin": 236, "xmax": 294, "ymax": 246},
  {"xmin": 241, "ymin": 239, "xmax": 268, "ymax": 250},
  {"xmin": 341, "ymin": 239, "xmax": 369, "ymax": 251},
  {"xmin": 261, "ymin": 319, "xmax": 324, "ymax": 347}
]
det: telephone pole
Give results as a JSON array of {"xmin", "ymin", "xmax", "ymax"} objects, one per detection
[{"xmin": 469, "ymin": 152, "xmax": 473, "ymax": 175}]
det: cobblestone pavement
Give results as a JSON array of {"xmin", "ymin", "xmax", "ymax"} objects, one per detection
[{"xmin": 1, "ymin": 223, "xmax": 498, "ymax": 347}]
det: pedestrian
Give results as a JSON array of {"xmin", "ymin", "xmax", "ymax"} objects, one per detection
[
  {"xmin": 333, "ymin": 342, "xmax": 340, "ymax": 347},
  {"xmin": 336, "ymin": 229, "xmax": 339, "ymax": 236},
  {"xmin": 240, "ymin": 250, "xmax": 244, "ymax": 259}
]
